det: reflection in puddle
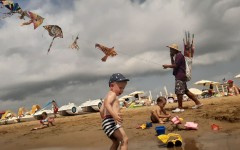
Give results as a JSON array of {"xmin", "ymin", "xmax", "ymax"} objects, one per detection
[
  {"xmin": 184, "ymin": 138, "xmax": 200, "ymax": 150},
  {"xmin": 29, "ymin": 131, "xmax": 240, "ymax": 150},
  {"xmin": 199, "ymin": 132, "xmax": 240, "ymax": 150},
  {"xmin": 28, "ymin": 147, "xmax": 108, "ymax": 150},
  {"xmin": 29, "ymin": 148, "xmax": 74, "ymax": 150},
  {"xmin": 29, "ymin": 148, "xmax": 102, "ymax": 150}
]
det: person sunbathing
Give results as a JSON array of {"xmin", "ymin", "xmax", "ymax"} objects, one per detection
[
  {"xmin": 227, "ymin": 80, "xmax": 239, "ymax": 96},
  {"xmin": 150, "ymin": 96, "xmax": 171, "ymax": 124},
  {"xmin": 31, "ymin": 112, "xmax": 55, "ymax": 130}
]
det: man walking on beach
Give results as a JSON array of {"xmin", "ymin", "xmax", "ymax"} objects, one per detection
[{"xmin": 162, "ymin": 44, "xmax": 203, "ymax": 113}]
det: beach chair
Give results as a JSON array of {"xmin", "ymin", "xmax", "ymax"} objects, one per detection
[{"xmin": 216, "ymin": 83, "xmax": 228, "ymax": 96}]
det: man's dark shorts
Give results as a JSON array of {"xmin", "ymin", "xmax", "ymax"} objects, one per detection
[{"xmin": 175, "ymin": 80, "xmax": 189, "ymax": 95}]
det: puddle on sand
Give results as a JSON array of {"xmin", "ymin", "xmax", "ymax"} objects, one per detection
[
  {"xmin": 198, "ymin": 131, "xmax": 239, "ymax": 150},
  {"xmin": 159, "ymin": 131, "xmax": 239, "ymax": 150},
  {"xmin": 29, "ymin": 147, "xmax": 109, "ymax": 150},
  {"xmin": 164, "ymin": 138, "xmax": 201, "ymax": 150},
  {"xmin": 29, "ymin": 131, "xmax": 240, "ymax": 150},
  {"xmin": 29, "ymin": 148, "xmax": 104, "ymax": 150}
]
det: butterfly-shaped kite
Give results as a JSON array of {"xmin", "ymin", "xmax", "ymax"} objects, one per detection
[{"xmin": 20, "ymin": 11, "xmax": 44, "ymax": 29}]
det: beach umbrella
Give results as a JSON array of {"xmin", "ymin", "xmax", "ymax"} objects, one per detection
[
  {"xmin": 189, "ymin": 88, "xmax": 202, "ymax": 95},
  {"xmin": 129, "ymin": 91, "xmax": 144, "ymax": 96},
  {"xmin": 194, "ymin": 80, "xmax": 219, "ymax": 86},
  {"xmin": 194, "ymin": 80, "xmax": 212, "ymax": 85},
  {"xmin": 119, "ymin": 95, "xmax": 133, "ymax": 102},
  {"xmin": 235, "ymin": 74, "xmax": 240, "ymax": 79}
]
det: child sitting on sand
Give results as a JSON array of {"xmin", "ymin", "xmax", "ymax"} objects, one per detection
[
  {"xmin": 150, "ymin": 96, "xmax": 171, "ymax": 124},
  {"xmin": 32, "ymin": 112, "xmax": 55, "ymax": 130},
  {"xmin": 100, "ymin": 73, "xmax": 129, "ymax": 150}
]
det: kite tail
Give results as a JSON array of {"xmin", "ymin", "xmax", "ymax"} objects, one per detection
[
  {"xmin": 47, "ymin": 37, "xmax": 56, "ymax": 54},
  {"xmin": 101, "ymin": 55, "xmax": 108, "ymax": 62}
]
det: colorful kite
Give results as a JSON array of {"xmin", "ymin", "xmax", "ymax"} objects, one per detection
[
  {"xmin": 183, "ymin": 31, "xmax": 194, "ymax": 58},
  {"xmin": 0, "ymin": 0, "xmax": 22, "ymax": 19},
  {"xmin": 69, "ymin": 34, "xmax": 80, "ymax": 50},
  {"xmin": 95, "ymin": 43, "xmax": 117, "ymax": 62},
  {"xmin": 183, "ymin": 31, "xmax": 195, "ymax": 81},
  {"xmin": 20, "ymin": 11, "xmax": 44, "ymax": 29},
  {"xmin": 43, "ymin": 25, "xmax": 63, "ymax": 54}
]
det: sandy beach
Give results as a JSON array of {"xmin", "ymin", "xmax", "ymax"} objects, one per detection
[{"xmin": 0, "ymin": 96, "xmax": 239, "ymax": 150}]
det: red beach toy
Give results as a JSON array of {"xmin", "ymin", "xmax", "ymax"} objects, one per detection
[{"xmin": 211, "ymin": 124, "xmax": 220, "ymax": 131}]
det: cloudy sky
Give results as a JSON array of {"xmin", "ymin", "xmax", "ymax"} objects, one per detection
[{"xmin": 0, "ymin": 0, "xmax": 239, "ymax": 111}]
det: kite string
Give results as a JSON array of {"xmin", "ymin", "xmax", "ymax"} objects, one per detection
[{"xmin": 118, "ymin": 51, "xmax": 162, "ymax": 66}]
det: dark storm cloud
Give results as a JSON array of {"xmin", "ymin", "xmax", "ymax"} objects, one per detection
[
  {"xmin": 0, "ymin": 72, "xmax": 105, "ymax": 100},
  {"xmin": 130, "ymin": 0, "xmax": 146, "ymax": 4},
  {"xmin": 0, "ymin": 67, "xmax": 169, "ymax": 101}
]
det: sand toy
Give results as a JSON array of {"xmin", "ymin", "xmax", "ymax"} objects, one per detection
[
  {"xmin": 158, "ymin": 133, "xmax": 183, "ymax": 147},
  {"xmin": 171, "ymin": 116, "xmax": 183, "ymax": 124},
  {"xmin": 184, "ymin": 122, "xmax": 198, "ymax": 130}
]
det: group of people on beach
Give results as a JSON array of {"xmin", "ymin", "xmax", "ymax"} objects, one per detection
[
  {"xmin": 99, "ymin": 44, "xmax": 204, "ymax": 150},
  {"xmin": 203, "ymin": 79, "xmax": 239, "ymax": 97}
]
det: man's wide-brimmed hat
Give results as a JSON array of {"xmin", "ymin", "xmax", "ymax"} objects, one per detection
[{"xmin": 166, "ymin": 44, "xmax": 181, "ymax": 51}]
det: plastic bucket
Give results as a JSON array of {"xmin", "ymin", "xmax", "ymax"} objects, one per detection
[
  {"xmin": 155, "ymin": 126, "xmax": 165, "ymax": 135},
  {"xmin": 146, "ymin": 122, "xmax": 152, "ymax": 127}
]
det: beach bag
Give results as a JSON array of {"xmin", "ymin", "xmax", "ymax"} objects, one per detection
[{"xmin": 185, "ymin": 57, "xmax": 192, "ymax": 82}]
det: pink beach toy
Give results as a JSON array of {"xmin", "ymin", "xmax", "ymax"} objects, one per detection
[
  {"xmin": 184, "ymin": 122, "xmax": 198, "ymax": 130},
  {"xmin": 171, "ymin": 116, "xmax": 182, "ymax": 125}
]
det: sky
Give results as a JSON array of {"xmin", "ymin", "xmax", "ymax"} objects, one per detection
[{"xmin": 0, "ymin": 0, "xmax": 240, "ymax": 112}]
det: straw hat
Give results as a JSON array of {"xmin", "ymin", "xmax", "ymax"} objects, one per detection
[{"xmin": 166, "ymin": 44, "xmax": 181, "ymax": 51}]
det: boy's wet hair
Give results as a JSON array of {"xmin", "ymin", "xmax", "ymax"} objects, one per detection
[{"xmin": 156, "ymin": 96, "xmax": 166, "ymax": 103}]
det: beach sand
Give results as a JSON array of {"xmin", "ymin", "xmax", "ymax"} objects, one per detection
[{"xmin": 0, "ymin": 96, "xmax": 239, "ymax": 150}]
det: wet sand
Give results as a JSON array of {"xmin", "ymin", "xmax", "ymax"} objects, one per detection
[{"xmin": 0, "ymin": 96, "xmax": 240, "ymax": 150}]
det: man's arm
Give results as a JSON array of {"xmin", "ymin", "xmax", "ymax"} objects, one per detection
[
  {"xmin": 163, "ymin": 64, "xmax": 176, "ymax": 69},
  {"xmin": 163, "ymin": 54, "xmax": 177, "ymax": 69}
]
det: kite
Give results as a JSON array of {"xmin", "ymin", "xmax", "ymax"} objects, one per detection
[
  {"xmin": 20, "ymin": 11, "xmax": 44, "ymax": 29},
  {"xmin": 0, "ymin": 1, "xmax": 44, "ymax": 29},
  {"xmin": 0, "ymin": 0, "xmax": 22, "ymax": 19},
  {"xmin": 69, "ymin": 34, "xmax": 80, "ymax": 50},
  {"xmin": 95, "ymin": 43, "xmax": 117, "ymax": 62},
  {"xmin": 183, "ymin": 31, "xmax": 195, "ymax": 81},
  {"xmin": 183, "ymin": 31, "xmax": 194, "ymax": 58},
  {"xmin": 43, "ymin": 25, "xmax": 63, "ymax": 54}
]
